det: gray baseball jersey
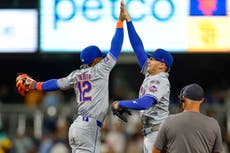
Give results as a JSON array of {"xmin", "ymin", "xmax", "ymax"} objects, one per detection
[
  {"xmin": 140, "ymin": 63, "xmax": 170, "ymax": 127},
  {"xmin": 155, "ymin": 111, "xmax": 223, "ymax": 153},
  {"xmin": 57, "ymin": 53, "xmax": 116, "ymax": 122},
  {"xmin": 138, "ymin": 61, "xmax": 171, "ymax": 153}
]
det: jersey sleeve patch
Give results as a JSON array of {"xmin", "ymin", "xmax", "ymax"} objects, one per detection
[{"xmin": 104, "ymin": 56, "xmax": 109, "ymax": 63}]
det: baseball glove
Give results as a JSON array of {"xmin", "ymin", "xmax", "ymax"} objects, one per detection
[
  {"xmin": 16, "ymin": 73, "xmax": 36, "ymax": 96},
  {"xmin": 111, "ymin": 104, "xmax": 132, "ymax": 122}
]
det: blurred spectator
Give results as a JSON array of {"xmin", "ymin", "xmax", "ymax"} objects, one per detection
[
  {"xmin": 125, "ymin": 136, "xmax": 143, "ymax": 153},
  {"xmin": 42, "ymin": 91, "xmax": 64, "ymax": 107},
  {"xmin": 38, "ymin": 128, "xmax": 53, "ymax": 153},
  {"xmin": 50, "ymin": 121, "xmax": 69, "ymax": 153},
  {"xmin": 50, "ymin": 142, "xmax": 69, "ymax": 153},
  {"xmin": 124, "ymin": 112, "xmax": 143, "ymax": 153},
  {"xmin": 101, "ymin": 143, "xmax": 114, "ymax": 153},
  {"xmin": 0, "ymin": 121, "xmax": 12, "ymax": 153},
  {"xmin": 12, "ymin": 132, "xmax": 35, "ymax": 153},
  {"xmin": 101, "ymin": 117, "xmax": 112, "ymax": 153},
  {"xmin": 24, "ymin": 90, "xmax": 44, "ymax": 106},
  {"xmin": 39, "ymin": 116, "xmax": 69, "ymax": 153},
  {"xmin": 106, "ymin": 117, "xmax": 126, "ymax": 153},
  {"xmin": 39, "ymin": 119, "xmax": 56, "ymax": 153}
]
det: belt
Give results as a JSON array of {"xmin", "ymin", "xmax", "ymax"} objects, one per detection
[
  {"xmin": 141, "ymin": 124, "xmax": 160, "ymax": 136},
  {"xmin": 79, "ymin": 116, "xmax": 102, "ymax": 128}
]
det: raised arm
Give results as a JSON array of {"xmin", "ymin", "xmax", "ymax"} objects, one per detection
[
  {"xmin": 109, "ymin": 21, "xmax": 124, "ymax": 60},
  {"xmin": 123, "ymin": 2, "xmax": 148, "ymax": 69},
  {"xmin": 109, "ymin": 1, "xmax": 125, "ymax": 60}
]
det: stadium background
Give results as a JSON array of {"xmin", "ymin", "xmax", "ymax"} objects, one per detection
[{"xmin": 0, "ymin": 0, "xmax": 230, "ymax": 153}]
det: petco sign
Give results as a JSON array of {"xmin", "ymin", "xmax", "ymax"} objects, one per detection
[{"xmin": 40, "ymin": 0, "xmax": 187, "ymax": 52}]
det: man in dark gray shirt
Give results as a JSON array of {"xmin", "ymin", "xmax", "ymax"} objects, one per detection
[{"xmin": 153, "ymin": 83, "xmax": 223, "ymax": 153}]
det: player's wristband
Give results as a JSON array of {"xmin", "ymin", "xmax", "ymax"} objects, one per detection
[
  {"xmin": 33, "ymin": 82, "xmax": 43, "ymax": 91},
  {"xmin": 116, "ymin": 20, "xmax": 123, "ymax": 28}
]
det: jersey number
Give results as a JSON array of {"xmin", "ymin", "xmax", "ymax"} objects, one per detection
[{"xmin": 77, "ymin": 81, "xmax": 92, "ymax": 102}]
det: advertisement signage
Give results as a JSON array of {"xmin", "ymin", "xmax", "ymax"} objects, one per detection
[
  {"xmin": 40, "ymin": 0, "xmax": 230, "ymax": 52},
  {"xmin": 0, "ymin": 10, "xmax": 37, "ymax": 53},
  {"xmin": 188, "ymin": 0, "xmax": 230, "ymax": 52},
  {"xmin": 40, "ymin": 0, "xmax": 188, "ymax": 52}
]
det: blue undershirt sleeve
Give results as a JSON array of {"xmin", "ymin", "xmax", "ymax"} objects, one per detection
[
  {"xmin": 118, "ymin": 95, "xmax": 157, "ymax": 110},
  {"xmin": 41, "ymin": 79, "xmax": 59, "ymax": 91},
  {"xmin": 127, "ymin": 21, "xmax": 148, "ymax": 69},
  {"xmin": 109, "ymin": 27, "xmax": 124, "ymax": 60}
]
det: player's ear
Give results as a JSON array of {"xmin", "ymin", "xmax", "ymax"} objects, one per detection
[
  {"xmin": 199, "ymin": 98, "xmax": 205, "ymax": 104},
  {"xmin": 159, "ymin": 63, "xmax": 167, "ymax": 71},
  {"xmin": 182, "ymin": 96, "xmax": 185, "ymax": 103},
  {"xmin": 178, "ymin": 87, "xmax": 186, "ymax": 103},
  {"xmin": 182, "ymin": 101, "xmax": 185, "ymax": 110}
]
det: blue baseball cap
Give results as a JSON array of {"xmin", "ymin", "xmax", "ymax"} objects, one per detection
[
  {"xmin": 149, "ymin": 48, "xmax": 173, "ymax": 68},
  {"xmin": 80, "ymin": 45, "xmax": 102, "ymax": 64}
]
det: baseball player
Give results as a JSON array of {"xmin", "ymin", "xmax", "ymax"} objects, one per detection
[
  {"xmin": 112, "ymin": 2, "xmax": 173, "ymax": 153},
  {"xmin": 16, "ymin": 2, "xmax": 125, "ymax": 152}
]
